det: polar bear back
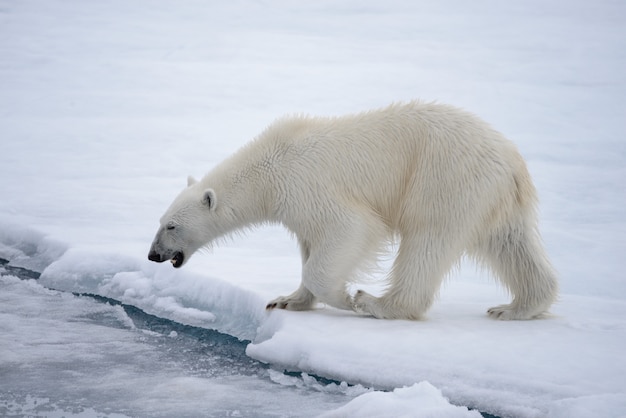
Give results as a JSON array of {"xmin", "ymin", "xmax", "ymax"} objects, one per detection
[{"xmin": 207, "ymin": 101, "xmax": 533, "ymax": 240}]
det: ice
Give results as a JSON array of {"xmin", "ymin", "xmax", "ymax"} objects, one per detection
[
  {"xmin": 248, "ymin": 295, "xmax": 626, "ymax": 417},
  {"xmin": 39, "ymin": 249, "xmax": 265, "ymax": 340},
  {"xmin": 1, "ymin": 0, "xmax": 625, "ymax": 416},
  {"xmin": 0, "ymin": 220, "xmax": 67, "ymax": 272},
  {"xmin": 267, "ymin": 370, "xmax": 370, "ymax": 398},
  {"xmin": 0, "ymin": 275, "xmax": 356, "ymax": 417},
  {"xmin": 320, "ymin": 382, "xmax": 482, "ymax": 418}
]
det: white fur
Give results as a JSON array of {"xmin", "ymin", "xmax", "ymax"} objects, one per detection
[{"xmin": 149, "ymin": 101, "xmax": 558, "ymax": 320}]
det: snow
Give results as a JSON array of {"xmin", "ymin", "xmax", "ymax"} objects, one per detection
[
  {"xmin": 1, "ymin": 0, "xmax": 625, "ymax": 417},
  {"xmin": 319, "ymin": 382, "xmax": 482, "ymax": 418}
]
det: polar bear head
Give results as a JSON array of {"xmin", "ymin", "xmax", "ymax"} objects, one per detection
[{"xmin": 148, "ymin": 176, "xmax": 218, "ymax": 268}]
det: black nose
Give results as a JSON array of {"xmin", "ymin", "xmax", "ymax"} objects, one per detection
[{"xmin": 148, "ymin": 251, "xmax": 163, "ymax": 262}]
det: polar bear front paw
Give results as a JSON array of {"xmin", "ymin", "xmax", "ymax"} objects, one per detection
[
  {"xmin": 487, "ymin": 304, "xmax": 540, "ymax": 320},
  {"xmin": 266, "ymin": 294, "xmax": 315, "ymax": 311}
]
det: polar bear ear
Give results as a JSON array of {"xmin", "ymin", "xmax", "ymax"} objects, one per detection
[
  {"xmin": 203, "ymin": 188, "xmax": 216, "ymax": 210},
  {"xmin": 187, "ymin": 176, "xmax": 198, "ymax": 187}
]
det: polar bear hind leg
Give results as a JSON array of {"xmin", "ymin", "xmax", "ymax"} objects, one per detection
[
  {"xmin": 353, "ymin": 227, "xmax": 463, "ymax": 320},
  {"xmin": 480, "ymin": 222, "xmax": 558, "ymax": 320}
]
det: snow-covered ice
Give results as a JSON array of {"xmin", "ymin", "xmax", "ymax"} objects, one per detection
[
  {"xmin": 1, "ymin": 0, "xmax": 625, "ymax": 417},
  {"xmin": 319, "ymin": 382, "xmax": 482, "ymax": 418}
]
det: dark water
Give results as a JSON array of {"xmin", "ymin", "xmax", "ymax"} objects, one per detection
[{"xmin": 0, "ymin": 260, "xmax": 42, "ymax": 280}]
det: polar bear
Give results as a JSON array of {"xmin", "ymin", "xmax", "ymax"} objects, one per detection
[{"xmin": 148, "ymin": 101, "xmax": 558, "ymax": 320}]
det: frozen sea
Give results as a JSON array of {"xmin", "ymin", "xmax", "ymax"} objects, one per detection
[{"xmin": 1, "ymin": 1, "xmax": 625, "ymax": 417}]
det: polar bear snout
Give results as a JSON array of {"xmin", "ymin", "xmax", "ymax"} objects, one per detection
[
  {"xmin": 148, "ymin": 246, "xmax": 185, "ymax": 268},
  {"xmin": 148, "ymin": 250, "xmax": 167, "ymax": 263},
  {"xmin": 147, "ymin": 250, "xmax": 163, "ymax": 263}
]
